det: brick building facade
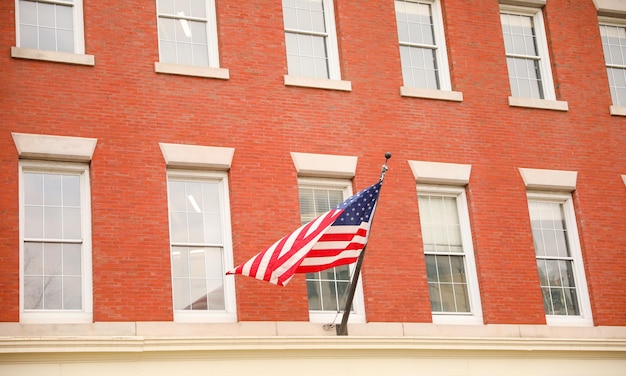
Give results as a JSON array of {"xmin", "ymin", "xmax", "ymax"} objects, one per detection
[{"xmin": 1, "ymin": 0, "xmax": 625, "ymax": 374}]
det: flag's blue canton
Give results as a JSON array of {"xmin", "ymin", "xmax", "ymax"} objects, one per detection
[{"xmin": 334, "ymin": 182, "xmax": 382, "ymax": 226}]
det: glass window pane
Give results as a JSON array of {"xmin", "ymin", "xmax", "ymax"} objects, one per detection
[
  {"xmin": 190, "ymin": 278, "xmax": 207, "ymax": 309},
  {"xmin": 24, "ymin": 173, "xmax": 43, "ymax": 205},
  {"xmin": 169, "ymin": 211, "xmax": 188, "ymax": 243},
  {"xmin": 172, "ymin": 247, "xmax": 189, "ymax": 277},
  {"xmin": 63, "ymin": 243, "xmax": 82, "ymax": 275},
  {"xmin": 44, "ymin": 207, "xmax": 63, "ymax": 238},
  {"xmin": 24, "ymin": 242, "xmax": 43, "ymax": 275},
  {"xmin": 189, "ymin": 248, "xmax": 206, "ymax": 279},
  {"xmin": 189, "ymin": 0, "xmax": 207, "ymax": 18},
  {"xmin": 307, "ymin": 280, "xmax": 322, "ymax": 310},
  {"xmin": 63, "ymin": 276, "xmax": 82, "ymax": 309},
  {"xmin": 20, "ymin": 24, "xmax": 38, "ymax": 49},
  {"xmin": 38, "ymin": 3, "xmax": 55, "ymax": 27},
  {"xmin": 56, "ymin": 5, "xmax": 73, "ymax": 30},
  {"xmin": 62, "ymin": 175, "xmax": 80, "ymax": 207},
  {"xmin": 44, "ymin": 174, "xmax": 62, "ymax": 206},
  {"xmin": 19, "ymin": 0, "xmax": 38, "ymax": 24},
  {"xmin": 206, "ymin": 280, "xmax": 225, "ymax": 310},
  {"xmin": 429, "ymin": 283, "xmax": 442, "ymax": 311},
  {"xmin": 205, "ymin": 247, "xmax": 223, "ymax": 278},
  {"xmin": 173, "ymin": 277, "xmax": 190, "ymax": 310},
  {"xmin": 175, "ymin": 0, "xmax": 191, "ymax": 16},
  {"xmin": 24, "ymin": 276, "xmax": 43, "ymax": 309},
  {"xmin": 63, "ymin": 207, "xmax": 81, "ymax": 239},
  {"xmin": 25, "ymin": 206, "xmax": 43, "ymax": 238},
  {"xmin": 158, "ymin": 0, "xmax": 175, "ymax": 14},
  {"xmin": 43, "ymin": 276, "xmax": 62, "ymax": 309},
  {"xmin": 43, "ymin": 243, "xmax": 62, "ymax": 275}
]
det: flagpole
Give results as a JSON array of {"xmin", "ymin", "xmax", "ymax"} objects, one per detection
[{"xmin": 336, "ymin": 152, "xmax": 391, "ymax": 336}]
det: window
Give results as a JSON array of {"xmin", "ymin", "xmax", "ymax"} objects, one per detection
[
  {"xmin": 13, "ymin": 132, "xmax": 96, "ymax": 324},
  {"xmin": 395, "ymin": 0, "xmax": 454, "ymax": 93},
  {"xmin": 19, "ymin": 161, "xmax": 93, "ymax": 323},
  {"xmin": 298, "ymin": 178, "xmax": 366, "ymax": 323},
  {"xmin": 160, "ymin": 142, "xmax": 236, "ymax": 322},
  {"xmin": 166, "ymin": 169, "xmax": 236, "ymax": 322},
  {"xmin": 282, "ymin": 0, "xmax": 350, "ymax": 91},
  {"xmin": 417, "ymin": 185, "xmax": 482, "ymax": 324},
  {"xmin": 599, "ymin": 19, "xmax": 626, "ymax": 112},
  {"xmin": 15, "ymin": 0, "xmax": 85, "ymax": 53},
  {"xmin": 154, "ymin": 0, "xmax": 228, "ymax": 79},
  {"xmin": 499, "ymin": 4, "xmax": 566, "ymax": 111},
  {"xmin": 156, "ymin": 0, "xmax": 219, "ymax": 67},
  {"xmin": 526, "ymin": 192, "xmax": 593, "ymax": 325}
]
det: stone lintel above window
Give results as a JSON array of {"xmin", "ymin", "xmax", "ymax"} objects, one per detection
[
  {"xmin": 159, "ymin": 143, "xmax": 235, "ymax": 170},
  {"xmin": 408, "ymin": 160, "xmax": 471, "ymax": 185},
  {"xmin": 12, "ymin": 133, "xmax": 97, "ymax": 162},
  {"xmin": 291, "ymin": 152, "xmax": 357, "ymax": 179},
  {"xmin": 518, "ymin": 167, "xmax": 577, "ymax": 191}
]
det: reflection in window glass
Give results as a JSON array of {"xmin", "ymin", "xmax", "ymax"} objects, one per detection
[
  {"xmin": 23, "ymin": 171, "xmax": 83, "ymax": 311},
  {"xmin": 299, "ymin": 186, "xmax": 354, "ymax": 313},
  {"xmin": 528, "ymin": 200, "xmax": 580, "ymax": 316},
  {"xmin": 18, "ymin": 0, "xmax": 75, "ymax": 53},
  {"xmin": 600, "ymin": 24, "xmax": 626, "ymax": 107},
  {"xmin": 419, "ymin": 194, "xmax": 470, "ymax": 313},
  {"xmin": 168, "ymin": 178, "xmax": 226, "ymax": 311}
]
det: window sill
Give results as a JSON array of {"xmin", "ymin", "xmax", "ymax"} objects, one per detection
[
  {"xmin": 21, "ymin": 312, "xmax": 93, "ymax": 324},
  {"xmin": 11, "ymin": 46, "xmax": 95, "ymax": 66},
  {"xmin": 400, "ymin": 86, "xmax": 463, "ymax": 102},
  {"xmin": 309, "ymin": 311, "xmax": 366, "ymax": 324},
  {"xmin": 545, "ymin": 315, "xmax": 594, "ymax": 327},
  {"xmin": 174, "ymin": 311, "xmax": 237, "ymax": 323},
  {"xmin": 610, "ymin": 105, "xmax": 626, "ymax": 116},
  {"xmin": 508, "ymin": 96, "xmax": 569, "ymax": 111},
  {"xmin": 155, "ymin": 62, "xmax": 230, "ymax": 80},
  {"xmin": 284, "ymin": 75, "xmax": 352, "ymax": 91},
  {"xmin": 432, "ymin": 314, "xmax": 483, "ymax": 325}
]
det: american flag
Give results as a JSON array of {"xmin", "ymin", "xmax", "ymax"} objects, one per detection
[{"xmin": 227, "ymin": 181, "xmax": 382, "ymax": 286}]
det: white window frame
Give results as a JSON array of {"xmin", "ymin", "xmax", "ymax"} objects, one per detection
[
  {"xmin": 154, "ymin": 0, "xmax": 229, "ymax": 79},
  {"xmin": 416, "ymin": 184, "xmax": 483, "ymax": 325},
  {"xmin": 12, "ymin": 0, "xmax": 94, "ymax": 66},
  {"xmin": 396, "ymin": 0, "xmax": 463, "ymax": 102},
  {"xmin": 166, "ymin": 169, "xmax": 237, "ymax": 323},
  {"xmin": 500, "ymin": 4, "xmax": 569, "ymax": 111},
  {"xmin": 18, "ymin": 160, "xmax": 93, "ymax": 324},
  {"xmin": 298, "ymin": 177, "xmax": 366, "ymax": 324},
  {"xmin": 598, "ymin": 16, "xmax": 626, "ymax": 116},
  {"xmin": 526, "ymin": 191, "xmax": 593, "ymax": 326},
  {"xmin": 282, "ymin": 0, "xmax": 351, "ymax": 91}
]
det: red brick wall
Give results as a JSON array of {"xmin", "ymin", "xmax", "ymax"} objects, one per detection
[{"xmin": 1, "ymin": 0, "xmax": 624, "ymax": 325}]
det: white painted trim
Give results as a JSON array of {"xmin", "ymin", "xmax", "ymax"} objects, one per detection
[
  {"xmin": 526, "ymin": 192, "xmax": 593, "ymax": 327},
  {"xmin": 594, "ymin": 0, "xmax": 626, "ymax": 16},
  {"xmin": 610, "ymin": 105, "xmax": 626, "ymax": 116},
  {"xmin": 1, "ymin": 322, "xmax": 626, "ymax": 352},
  {"xmin": 14, "ymin": 0, "xmax": 86, "ymax": 54},
  {"xmin": 166, "ymin": 170, "xmax": 237, "ymax": 323},
  {"xmin": 499, "ymin": 0, "xmax": 545, "ymax": 8},
  {"xmin": 501, "ymin": 5, "xmax": 557, "ymax": 101},
  {"xmin": 11, "ymin": 47, "xmax": 95, "ymax": 66},
  {"xmin": 19, "ymin": 160, "xmax": 93, "ymax": 324},
  {"xmin": 284, "ymin": 75, "xmax": 352, "ymax": 91},
  {"xmin": 508, "ymin": 96, "xmax": 569, "ymax": 111},
  {"xmin": 297, "ymin": 178, "xmax": 366, "ymax": 324},
  {"xmin": 291, "ymin": 152, "xmax": 358, "ymax": 178},
  {"xmin": 400, "ymin": 86, "xmax": 463, "ymax": 102},
  {"xmin": 155, "ymin": 62, "xmax": 229, "ymax": 79},
  {"xmin": 408, "ymin": 160, "xmax": 471, "ymax": 185},
  {"xmin": 518, "ymin": 167, "xmax": 577, "ymax": 191},
  {"xmin": 416, "ymin": 185, "xmax": 483, "ymax": 325},
  {"xmin": 159, "ymin": 143, "xmax": 235, "ymax": 170},
  {"xmin": 12, "ymin": 133, "xmax": 97, "ymax": 162},
  {"xmin": 622, "ymin": 175, "xmax": 626, "ymax": 186}
]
